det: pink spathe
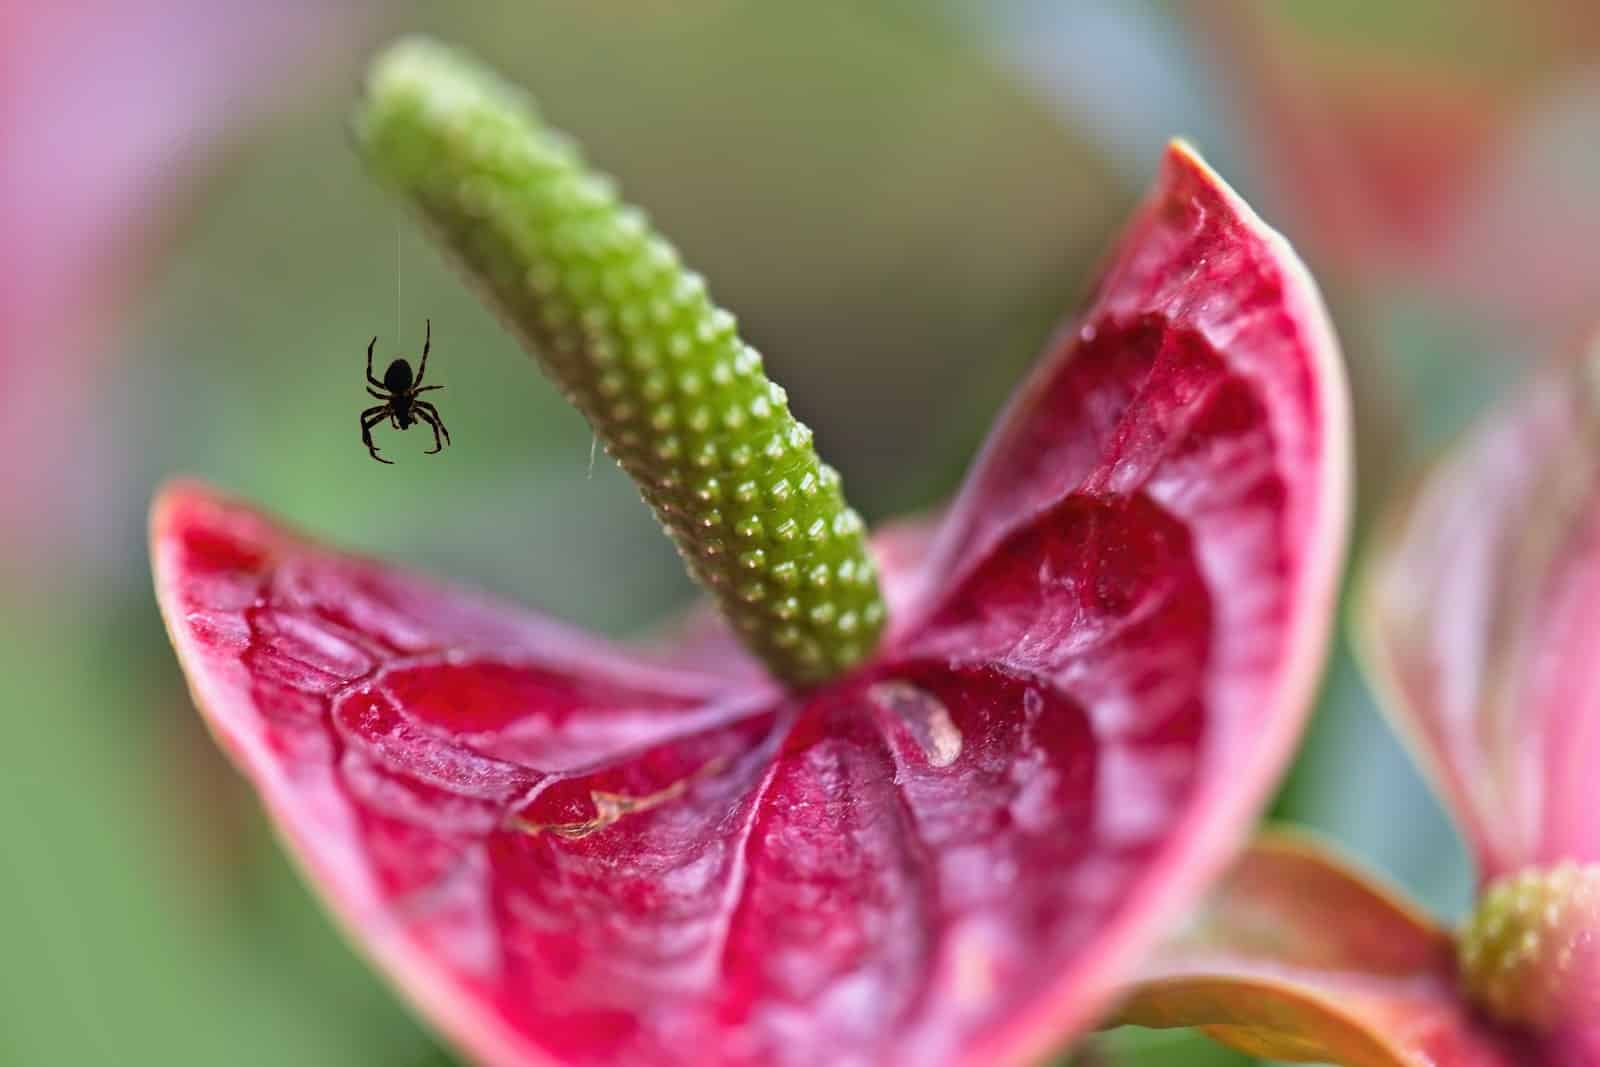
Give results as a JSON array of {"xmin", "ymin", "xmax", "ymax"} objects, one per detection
[{"xmin": 153, "ymin": 144, "xmax": 1349, "ymax": 1067}]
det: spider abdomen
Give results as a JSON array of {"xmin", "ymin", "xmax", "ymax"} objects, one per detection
[{"xmin": 384, "ymin": 358, "xmax": 414, "ymax": 392}]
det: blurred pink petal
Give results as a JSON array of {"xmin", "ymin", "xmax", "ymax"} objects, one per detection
[
  {"xmin": 0, "ymin": 1, "xmax": 372, "ymax": 572},
  {"xmin": 1360, "ymin": 338, "xmax": 1600, "ymax": 878}
]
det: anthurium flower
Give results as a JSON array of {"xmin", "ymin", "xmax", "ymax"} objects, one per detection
[
  {"xmin": 152, "ymin": 38, "xmax": 1349, "ymax": 1067},
  {"xmin": 1119, "ymin": 342, "xmax": 1600, "ymax": 1065}
]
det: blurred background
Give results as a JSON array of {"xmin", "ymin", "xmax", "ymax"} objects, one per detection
[{"xmin": 4, "ymin": 2, "xmax": 1599, "ymax": 1064}]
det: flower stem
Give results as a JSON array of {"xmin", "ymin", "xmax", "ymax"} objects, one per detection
[{"xmin": 352, "ymin": 36, "xmax": 886, "ymax": 686}]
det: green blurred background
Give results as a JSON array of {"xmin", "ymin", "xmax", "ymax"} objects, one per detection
[{"xmin": 5, "ymin": 2, "xmax": 1598, "ymax": 1064}]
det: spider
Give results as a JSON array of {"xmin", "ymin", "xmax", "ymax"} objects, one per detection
[{"xmin": 361, "ymin": 318, "xmax": 450, "ymax": 464}]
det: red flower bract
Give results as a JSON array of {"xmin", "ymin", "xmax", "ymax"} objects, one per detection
[{"xmin": 153, "ymin": 144, "xmax": 1348, "ymax": 1067}]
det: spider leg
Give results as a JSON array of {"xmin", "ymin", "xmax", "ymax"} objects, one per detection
[
  {"xmin": 361, "ymin": 405, "xmax": 394, "ymax": 464},
  {"xmin": 414, "ymin": 317, "xmax": 432, "ymax": 385},
  {"xmin": 415, "ymin": 401, "xmax": 450, "ymax": 443},
  {"xmin": 366, "ymin": 337, "xmax": 384, "ymax": 389},
  {"xmin": 417, "ymin": 412, "xmax": 445, "ymax": 455},
  {"xmin": 412, "ymin": 385, "xmax": 443, "ymax": 395},
  {"xmin": 367, "ymin": 386, "xmax": 387, "ymax": 400},
  {"xmin": 415, "ymin": 404, "xmax": 449, "ymax": 454},
  {"xmin": 415, "ymin": 401, "xmax": 451, "ymax": 452}
]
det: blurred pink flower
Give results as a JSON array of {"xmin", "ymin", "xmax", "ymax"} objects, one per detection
[
  {"xmin": 0, "ymin": 1, "xmax": 372, "ymax": 577},
  {"xmin": 1121, "ymin": 336, "xmax": 1600, "ymax": 1066}
]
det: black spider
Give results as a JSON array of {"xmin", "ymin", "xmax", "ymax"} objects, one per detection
[{"xmin": 361, "ymin": 318, "xmax": 450, "ymax": 464}]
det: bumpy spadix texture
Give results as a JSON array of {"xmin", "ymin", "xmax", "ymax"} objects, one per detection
[
  {"xmin": 1459, "ymin": 864, "xmax": 1600, "ymax": 1032},
  {"xmin": 353, "ymin": 38, "xmax": 882, "ymax": 686},
  {"xmin": 155, "ymin": 144, "xmax": 1347, "ymax": 1067}
]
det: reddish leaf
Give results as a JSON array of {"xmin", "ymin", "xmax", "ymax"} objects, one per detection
[
  {"xmin": 1359, "ymin": 343, "xmax": 1600, "ymax": 879},
  {"xmin": 1430, "ymin": 82, "xmax": 1600, "ymax": 347},
  {"xmin": 153, "ymin": 143, "xmax": 1348, "ymax": 1067},
  {"xmin": 1194, "ymin": 2, "xmax": 1600, "ymax": 340},
  {"xmin": 1119, "ymin": 833, "xmax": 1531, "ymax": 1067},
  {"xmin": 1191, "ymin": 3, "xmax": 1508, "ymax": 273}
]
